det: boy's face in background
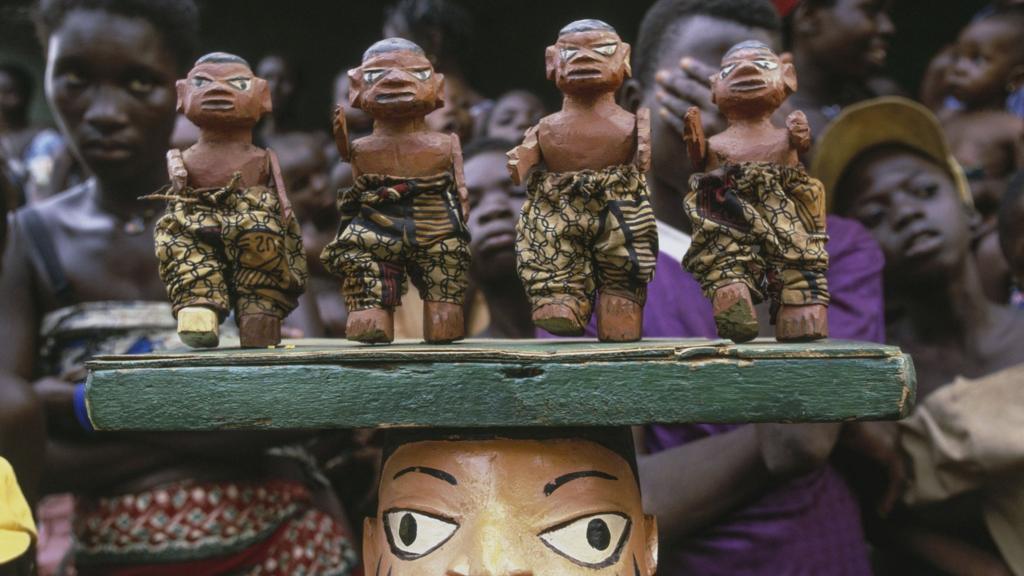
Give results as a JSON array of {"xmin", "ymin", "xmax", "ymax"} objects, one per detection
[
  {"xmin": 486, "ymin": 91, "xmax": 545, "ymax": 143},
  {"xmin": 838, "ymin": 147, "xmax": 970, "ymax": 285},
  {"xmin": 465, "ymin": 150, "xmax": 526, "ymax": 283},
  {"xmin": 946, "ymin": 18, "xmax": 1022, "ymax": 108},
  {"xmin": 800, "ymin": 0, "xmax": 894, "ymax": 80},
  {"xmin": 45, "ymin": 9, "xmax": 178, "ymax": 185}
]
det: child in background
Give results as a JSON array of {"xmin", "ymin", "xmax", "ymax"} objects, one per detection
[
  {"xmin": 483, "ymin": 89, "xmax": 546, "ymax": 143},
  {"xmin": 941, "ymin": 8, "xmax": 1024, "ymax": 304}
]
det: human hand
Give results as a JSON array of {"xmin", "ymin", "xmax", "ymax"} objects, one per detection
[
  {"xmin": 756, "ymin": 422, "xmax": 840, "ymax": 479},
  {"xmin": 655, "ymin": 56, "xmax": 725, "ymax": 139}
]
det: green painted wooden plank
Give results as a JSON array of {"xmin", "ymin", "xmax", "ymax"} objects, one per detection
[{"xmin": 85, "ymin": 339, "xmax": 915, "ymax": 430}]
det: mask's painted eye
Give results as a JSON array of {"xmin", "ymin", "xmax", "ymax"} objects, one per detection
[
  {"xmin": 228, "ymin": 77, "xmax": 251, "ymax": 91},
  {"xmin": 593, "ymin": 43, "xmax": 618, "ymax": 56},
  {"xmin": 720, "ymin": 63, "xmax": 738, "ymax": 79},
  {"xmin": 363, "ymin": 70, "xmax": 385, "ymax": 84},
  {"xmin": 384, "ymin": 509, "xmax": 459, "ymax": 560},
  {"xmin": 560, "ymin": 48, "xmax": 579, "ymax": 61},
  {"xmin": 410, "ymin": 68, "xmax": 432, "ymax": 81},
  {"xmin": 191, "ymin": 76, "xmax": 211, "ymax": 88},
  {"xmin": 539, "ymin": 513, "xmax": 630, "ymax": 568},
  {"xmin": 754, "ymin": 59, "xmax": 779, "ymax": 70}
]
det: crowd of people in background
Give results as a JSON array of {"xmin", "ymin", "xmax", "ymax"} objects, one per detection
[{"xmin": 1, "ymin": 0, "xmax": 1023, "ymax": 574}]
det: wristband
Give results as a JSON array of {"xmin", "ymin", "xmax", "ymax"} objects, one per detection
[{"xmin": 73, "ymin": 383, "xmax": 95, "ymax": 433}]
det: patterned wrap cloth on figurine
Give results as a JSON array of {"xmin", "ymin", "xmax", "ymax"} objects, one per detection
[
  {"xmin": 682, "ymin": 161, "xmax": 830, "ymax": 313},
  {"xmin": 320, "ymin": 172, "xmax": 470, "ymax": 311},
  {"xmin": 74, "ymin": 479, "xmax": 358, "ymax": 576},
  {"xmin": 515, "ymin": 163, "xmax": 658, "ymax": 326},
  {"xmin": 152, "ymin": 172, "xmax": 308, "ymax": 320}
]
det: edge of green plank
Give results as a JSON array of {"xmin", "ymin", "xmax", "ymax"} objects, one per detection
[
  {"xmin": 85, "ymin": 338, "xmax": 906, "ymax": 370},
  {"xmin": 86, "ymin": 353, "xmax": 915, "ymax": 430}
]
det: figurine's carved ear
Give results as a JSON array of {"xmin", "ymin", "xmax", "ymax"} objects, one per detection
[
  {"xmin": 433, "ymin": 72, "xmax": 446, "ymax": 111},
  {"xmin": 347, "ymin": 68, "xmax": 363, "ymax": 110},
  {"xmin": 545, "ymin": 45, "xmax": 559, "ymax": 81},
  {"xmin": 622, "ymin": 43, "xmax": 632, "ymax": 78},
  {"xmin": 782, "ymin": 61, "xmax": 798, "ymax": 94},
  {"xmin": 254, "ymin": 77, "xmax": 272, "ymax": 115},
  {"xmin": 642, "ymin": 514, "xmax": 658, "ymax": 576},
  {"xmin": 175, "ymin": 79, "xmax": 187, "ymax": 113}
]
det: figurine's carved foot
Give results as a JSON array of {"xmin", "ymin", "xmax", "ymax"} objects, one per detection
[
  {"xmin": 177, "ymin": 306, "xmax": 219, "ymax": 348},
  {"xmin": 239, "ymin": 313, "xmax": 282, "ymax": 348},
  {"xmin": 423, "ymin": 301, "xmax": 465, "ymax": 344},
  {"xmin": 347, "ymin": 308, "xmax": 395, "ymax": 344},
  {"xmin": 775, "ymin": 304, "xmax": 828, "ymax": 342},
  {"xmin": 712, "ymin": 283, "xmax": 759, "ymax": 343},
  {"xmin": 597, "ymin": 293, "xmax": 642, "ymax": 342},
  {"xmin": 533, "ymin": 303, "xmax": 585, "ymax": 336}
]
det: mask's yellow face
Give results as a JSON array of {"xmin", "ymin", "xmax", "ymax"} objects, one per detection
[{"xmin": 365, "ymin": 438, "xmax": 657, "ymax": 576}]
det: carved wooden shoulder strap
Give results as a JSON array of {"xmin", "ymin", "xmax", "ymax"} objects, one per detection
[{"xmin": 635, "ymin": 107, "xmax": 651, "ymax": 173}]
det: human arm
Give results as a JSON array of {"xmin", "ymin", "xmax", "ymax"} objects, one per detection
[
  {"xmin": 506, "ymin": 124, "xmax": 542, "ymax": 185},
  {"xmin": 640, "ymin": 422, "xmax": 840, "ymax": 544}
]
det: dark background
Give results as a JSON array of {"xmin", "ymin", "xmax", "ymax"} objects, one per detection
[{"xmin": 0, "ymin": 0, "xmax": 993, "ymax": 131}]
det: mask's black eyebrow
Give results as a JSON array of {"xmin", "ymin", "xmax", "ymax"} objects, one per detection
[
  {"xmin": 544, "ymin": 470, "xmax": 617, "ymax": 496},
  {"xmin": 393, "ymin": 466, "xmax": 457, "ymax": 485}
]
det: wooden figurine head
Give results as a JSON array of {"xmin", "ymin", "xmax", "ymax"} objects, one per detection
[
  {"xmin": 710, "ymin": 40, "xmax": 797, "ymax": 121},
  {"xmin": 365, "ymin": 428, "xmax": 658, "ymax": 575},
  {"xmin": 177, "ymin": 52, "xmax": 271, "ymax": 130},
  {"xmin": 348, "ymin": 38, "xmax": 445, "ymax": 120},
  {"xmin": 546, "ymin": 19, "xmax": 632, "ymax": 97}
]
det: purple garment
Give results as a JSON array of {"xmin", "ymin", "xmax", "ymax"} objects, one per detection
[{"xmin": 545, "ymin": 215, "xmax": 884, "ymax": 575}]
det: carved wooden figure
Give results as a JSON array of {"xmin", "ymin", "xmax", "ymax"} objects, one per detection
[
  {"xmin": 367, "ymin": 427, "xmax": 657, "ymax": 575},
  {"xmin": 322, "ymin": 38, "xmax": 471, "ymax": 344},
  {"xmin": 508, "ymin": 20, "xmax": 657, "ymax": 342},
  {"xmin": 681, "ymin": 41, "xmax": 830, "ymax": 343},
  {"xmin": 151, "ymin": 52, "xmax": 307, "ymax": 349}
]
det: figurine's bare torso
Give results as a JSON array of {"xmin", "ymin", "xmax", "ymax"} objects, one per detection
[
  {"xmin": 538, "ymin": 107, "xmax": 636, "ymax": 172},
  {"xmin": 351, "ymin": 131, "xmax": 454, "ymax": 178},
  {"xmin": 707, "ymin": 124, "xmax": 799, "ymax": 170},
  {"xmin": 182, "ymin": 143, "xmax": 268, "ymax": 188}
]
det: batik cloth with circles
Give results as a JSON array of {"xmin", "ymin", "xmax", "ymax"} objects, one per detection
[
  {"xmin": 320, "ymin": 172, "xmax": 470, "ymax": 311},
  {"xmin": 682, "ymin": 161, "xmax": 830, "ymax": 313},
  {"xmin": 153, "ymin": 172, "xmax": 308, "ymax": 320},
  {"xmin": 515, "ymin": 164, "xmax": 658, "ymax": 327}
]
